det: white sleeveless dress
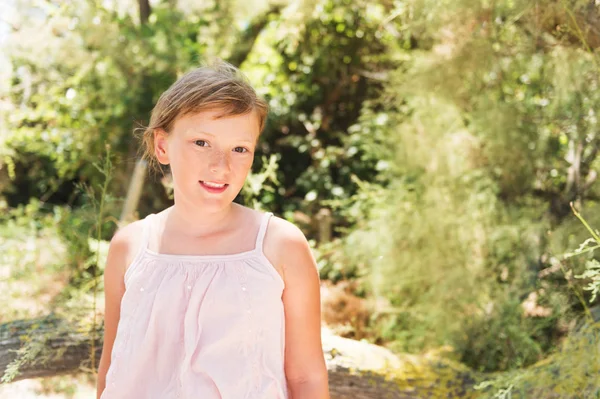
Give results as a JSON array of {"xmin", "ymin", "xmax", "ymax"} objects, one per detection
[{"xmin": 100, "ymin": 212, "xmax": 288, "ymax": 399}]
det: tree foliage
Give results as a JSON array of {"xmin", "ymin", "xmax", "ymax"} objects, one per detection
[{"xmin": 333, "ymin": 0, "xmax": 600, "ymax": 373}]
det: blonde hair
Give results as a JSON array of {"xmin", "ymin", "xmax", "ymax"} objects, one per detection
[{"xmin": 138, "ymin": 60, "xmax": 269, "ymax": 171}]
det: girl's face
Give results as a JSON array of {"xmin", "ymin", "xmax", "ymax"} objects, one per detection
[{"xmin": 154, "ymin": 109, "xmax": 260, "ymax": 211}]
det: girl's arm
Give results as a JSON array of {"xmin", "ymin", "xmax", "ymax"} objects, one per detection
[
  {"xmin": 266, "ymin": 218, "xmax": 330, "ymax": 398},
  {"xmin": 96, "ymin": 222, "xmax": 142, "ymax": 399}
]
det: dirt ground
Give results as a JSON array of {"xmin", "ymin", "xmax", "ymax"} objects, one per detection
[{"xmin": 0, "ymin": 375, "xmax": 96, "ymax": 399}]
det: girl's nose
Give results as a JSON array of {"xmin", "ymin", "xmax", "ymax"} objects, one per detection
[{"xmin": 209, "ymin": 150, "xmax": 231, "ymax": 173}]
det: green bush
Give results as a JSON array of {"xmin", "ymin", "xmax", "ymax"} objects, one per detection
[{"xmin": 331, "ymin": 0, "xmax": 600, "ymax": 373}]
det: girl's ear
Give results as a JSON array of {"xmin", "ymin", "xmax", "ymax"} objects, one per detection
[{"xmin": 154, "ymin": 128, "xmax": 170, "ymax": 165}]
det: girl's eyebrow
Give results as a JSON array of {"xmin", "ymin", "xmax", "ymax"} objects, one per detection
[
  {"xmin": 188, "ymin": 129, "xmax": 256, "ymax": 144},
  {"xmin": 187, "ymin": 129, "xmax": 215, "ymax": 136}
]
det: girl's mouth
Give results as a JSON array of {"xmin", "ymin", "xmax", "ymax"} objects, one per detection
[{"xmin": 199, "ymin": 180, "xmax": 229, "ymax": 194}]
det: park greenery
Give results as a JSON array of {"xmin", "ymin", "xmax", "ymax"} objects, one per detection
[{"xmin": 1, "ymin": 0, "xmax": 600, "ymax": 397}]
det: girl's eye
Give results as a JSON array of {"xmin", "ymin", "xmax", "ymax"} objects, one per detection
[
  {"xmin": 233, "ymin": 147, "xmax": 248, "ymax": 153},
  {"xmin": 194, "ymin": 140, "xmax": 208, "ymax": 147}
]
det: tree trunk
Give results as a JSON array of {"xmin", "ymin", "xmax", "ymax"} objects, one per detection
[
  {"xmin": 0, "ymin": 316, "xmax": 479, "ymax": 398},
  {"xmin": 138, "ymin": 0, "xmax": 151, "ymax": 25}
]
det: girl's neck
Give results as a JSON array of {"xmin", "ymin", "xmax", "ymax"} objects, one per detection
[{"xmin": 165, "ymin": 201, "xmax": 241, "ymax": 238}]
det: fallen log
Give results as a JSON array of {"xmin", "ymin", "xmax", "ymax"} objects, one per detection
[
  {"xmin": 0, "ymin": 315, "xmax": 102, "ymax": 382},
  {"xmin": 0, "ymin": 316, "xmax": 480, "ymax": 398}
]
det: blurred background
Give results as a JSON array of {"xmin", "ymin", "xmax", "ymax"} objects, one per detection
[{"xmin": 1, "ymin": 0, "xmax": 600, "ymax": 397}]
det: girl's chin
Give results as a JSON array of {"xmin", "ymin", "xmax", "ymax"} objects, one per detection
[
  {"xmin": 196, "ymin": 187, "xmax": 241, "ymax": 204},
  {"xmin": 186, "ymin": 197, "xmax": 236, "ymax": 211}
]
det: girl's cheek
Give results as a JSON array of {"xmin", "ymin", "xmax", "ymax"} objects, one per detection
[{"xmin": 233, "ymin": 157, "xmax": 252, "ymax": 168}]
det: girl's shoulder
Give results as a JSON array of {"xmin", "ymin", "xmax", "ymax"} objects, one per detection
[
  {"xmin": 109, "ymin": 217, "xmax": 149, "ymax": 271},
  {"xmin": 234, "ymin": 204, "xmax": 307, "ymax": 245},
  {"xmin": 262, "ymin": 212, "xmax": 311, "ymax": 269},
  {"xmin": 264, "ymin": 214, "xmax": 306, "ymax": 242}
]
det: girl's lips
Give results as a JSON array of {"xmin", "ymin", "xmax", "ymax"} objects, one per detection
[{"xmin": 199, "ymin": 180, "xmax": 229, "ymax": 194}]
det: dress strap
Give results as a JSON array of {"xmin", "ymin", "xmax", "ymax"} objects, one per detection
[
  {"xmin": 132, "ymin": 213, "xmax": 154, "ymax": 260},
  {"xmin": 255, "ymin": 212, "xmax": 273, "ymax": 252},
  {"xmin": 141, "ymin": 214, "xmax": 154, "ymax": 250},
  {"xmin": 124, "ymin": 213, "xmax": 154, "ymax": 284}
]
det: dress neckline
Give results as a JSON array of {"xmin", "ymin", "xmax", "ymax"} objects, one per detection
[
  {"xmin": 141, "ymin": 211, "xmax": 273, "ymax": 262},
  {"xmin": 143, "ymin": 246, "xmax": 261, "ymax": 261}
]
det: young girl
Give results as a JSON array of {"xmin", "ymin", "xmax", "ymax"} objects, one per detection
[{"xmin": 96, "ymin": 61, "xmax": 330, "ymax": 399}]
